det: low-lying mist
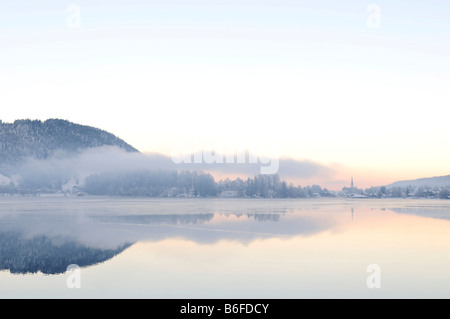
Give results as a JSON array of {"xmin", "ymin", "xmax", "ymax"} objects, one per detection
[{"xmin": 0, "ymin": 146, "xmax": 336, "ymax": 196}]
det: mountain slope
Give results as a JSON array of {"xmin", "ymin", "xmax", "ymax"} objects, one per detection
[
  {"xmin": 386, "ymin": 174, "xmax": 450, "ymax": 188},
  {"xmin": 0, "ymin": 119, "xmax": 138, "ymax": 165}
]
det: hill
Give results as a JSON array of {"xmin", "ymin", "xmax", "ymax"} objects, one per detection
[
  {"xmin": 0, "ymin": 119, "xmax": 138, "ymax": 166},
  {"xmin": 386, "ymin": 175, "xmax": 450, "ymax": 189}
]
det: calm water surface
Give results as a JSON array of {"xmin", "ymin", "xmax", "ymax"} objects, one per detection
[{"xmin": 1, "ymin": 197, "xmax": 450, "ymax": 298}]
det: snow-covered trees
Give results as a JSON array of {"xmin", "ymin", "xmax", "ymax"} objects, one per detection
[{"xmin": 0, "ymin": 119, "xmax": 137, "ymax": 166}]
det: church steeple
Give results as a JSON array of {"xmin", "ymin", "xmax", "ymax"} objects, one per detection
[{"xmin": 351, "ymin": 176, "xmax": 354, "ymax": 188}]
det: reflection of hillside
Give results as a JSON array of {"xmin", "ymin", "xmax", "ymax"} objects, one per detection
[
  {"xmin": 0, "ymin": 231, "xmax": 131, "ymax": 275},
  {"xmin": 391, "ymin": 207, "xmax": 450, "ymax": 222},
  {"xmin": 0, "ymin": 199, "xmax": 338, "ymax": 275},
  {"xmin": 1, "ymin": 209, "xmax": 334, "ymax": 251}
]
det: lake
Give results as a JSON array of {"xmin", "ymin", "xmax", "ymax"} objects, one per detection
[{"xmin": 1, "ymin": 196, "xmax": 450, "ymax": 298}]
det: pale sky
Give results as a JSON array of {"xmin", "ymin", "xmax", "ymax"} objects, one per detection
[{"xmin": 1, "ymin": 0, "xmax": 449, "ymax": 188}]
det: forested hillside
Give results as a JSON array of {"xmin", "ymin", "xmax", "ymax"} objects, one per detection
[{"xmin": 0, "ymin": 119, "xmax": 138, "ymax": 165}]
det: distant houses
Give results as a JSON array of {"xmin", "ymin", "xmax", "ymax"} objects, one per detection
[
  {"xmin": 1, "ymin": 170, "xmax": 449, "ymax": 199},
  {"xmin": 341, "ymin": 177, "xmax": 367, "ymax": 198}
]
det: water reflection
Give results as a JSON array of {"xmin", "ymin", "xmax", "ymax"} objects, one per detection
[
  {"xmin": 0, "ymin": 232, "xmax": 130, "ymax": 275},
  {"xmin": 1, "ymin": 197, "xmax": 450, "ymax": 283},
  {"xmin": 391, "ymin": 206, "xmax": 450, "ymax": 221},
  {"xmin": 0, "ymin": 198, "xmax": 340, "ymax": 275}
]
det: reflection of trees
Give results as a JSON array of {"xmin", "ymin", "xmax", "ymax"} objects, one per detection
[
  {"xmin": 221, "ymin": 213, "xmax": 284, "ymax": 222},
  {"xmin": 93, "ymin": 214, "xmax": 215, "ymax": 225},
  {"xmin": 251, "ymin": 214, "xmax": 281, "ymax": 222},
  {"xmin": 93, "ymin": 213, "xmax": 285, "ymax": 224},
  {"xmin": 0, "ymin": 232, "xmax": 131, "ymax": 275}
]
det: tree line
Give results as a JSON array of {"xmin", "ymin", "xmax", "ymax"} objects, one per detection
[
  {"xmin": 82, "ymin": 170, "xmax": 333, "ymax": 198},
  {"xmin": 1, "ymin": 168, "xmax": 449, "ymax": 199}
]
